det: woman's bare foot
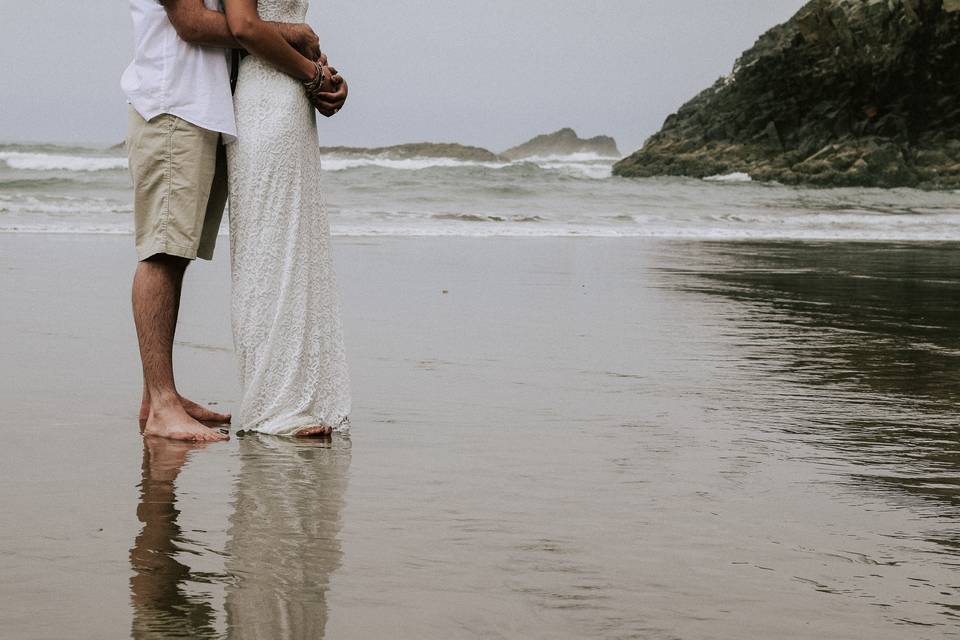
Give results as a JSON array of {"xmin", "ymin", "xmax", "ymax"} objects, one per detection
[
  {"xmin": 295, "ymin": 425, "xmax": 333, "ymax": 438},
  {"xmin": 139, "ymin": 394, "xmax": 231, "ymax": 424},
  {"xmin": 143, "ymin": 404, "xmax": 229, "ymax": 442}
]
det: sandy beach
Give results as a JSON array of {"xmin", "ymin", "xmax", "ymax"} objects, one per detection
[
  {"xmin": 1, "ymin": 234, "xmax": 958, "ymax": 639},
  {"xmin": 4, "ymin": 0, "xmax": 960, "ymax": 636}
]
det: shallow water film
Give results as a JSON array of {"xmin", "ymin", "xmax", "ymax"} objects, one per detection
[{"xmin": 0, "ymin": 236, "xmax": 958, "ymax": 639}]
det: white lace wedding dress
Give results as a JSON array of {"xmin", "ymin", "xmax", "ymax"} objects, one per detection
[{"xmin": 226, "ymin": 0, "xmax": 351, "ymax": 435}]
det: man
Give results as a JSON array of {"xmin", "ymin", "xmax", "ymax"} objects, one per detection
[{"xmin": 123, "ymin": 0, "xmax": 347, "ymax": 442}]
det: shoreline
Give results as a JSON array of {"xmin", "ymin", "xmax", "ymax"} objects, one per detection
[{"xmin": 5, "ymin": 229, "xmax": 960, "ymax": 243}]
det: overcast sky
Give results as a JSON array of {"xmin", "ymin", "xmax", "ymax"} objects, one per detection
[{"xmin": 0, "ymin": 0, "xmax": 807, "ymax": 153}]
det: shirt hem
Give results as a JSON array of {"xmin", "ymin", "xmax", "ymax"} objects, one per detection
[{"xmin": 125, "ymin": 100, "xmax": 237, "ymax": 143}]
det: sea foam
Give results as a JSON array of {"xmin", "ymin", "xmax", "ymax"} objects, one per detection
[
  {"xmin": 319, "ymin": 155, "xmax": 509, "ymax": 173},
  {"xmin": 0, "ymin": 151, "xmax": 127, "ymax": 172},
  {"xmin": 318, "ymin": 152, "xmax": 614, "ymax": 179},
  {"xmin": 703, "ymin": 172, "xmax": 753, "ymax": 183}
]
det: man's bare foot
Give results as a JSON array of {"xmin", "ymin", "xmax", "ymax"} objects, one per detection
[
  {"xmin": 295, "ymin": 425, "xmax": 333, "ymax": 438},
  {"xmin": 143, "ymin": 404, "xmax": 229, "ymax": 442},
  {"xmin": 139, "ymin": 395, "xmax": 231, "ymax": 424}
]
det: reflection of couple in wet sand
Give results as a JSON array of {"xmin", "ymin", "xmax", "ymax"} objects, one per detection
[{"xmin": 130, "ymin": 435, "xmax": 349, "ymax": 638}]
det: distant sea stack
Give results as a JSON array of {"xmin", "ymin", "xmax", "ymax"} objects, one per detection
[
  {"xmin": 315, "ymin": 131, "xmax": 621, "ymax": 163},
  {"xmin": 319, "ymin": 142, "xmax": 500, "ymax": 162},
  {"xmin": 502, "ymin": 128, "xmax": 620, "ymax": 160},
  {"xmin": 614, "ymin": 0, "xmax": 960, "ymax": 188}
]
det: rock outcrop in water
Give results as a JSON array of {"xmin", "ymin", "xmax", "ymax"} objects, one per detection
[
  {"xmin": 502, "ymin": 128, "xmax": 620, "ymax": 160},
  {"xmin": 613, "ymin": 0, "xmax": 960, "ymax": 188},
  {"xmin": 318, "ymin": 130, "xmax": 622, "ymax": 163},
  {"xmin": 319, "ymin": 142, "xmax": 500, "ymax": 162}
]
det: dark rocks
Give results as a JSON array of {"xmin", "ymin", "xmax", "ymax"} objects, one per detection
[
  {"xmin": 502, "ymin": 128, "xmax": 620, "ymax": 160},
  {"xmin": 614, "ymin": 0, "xmax": 960, "ymax": 188}
]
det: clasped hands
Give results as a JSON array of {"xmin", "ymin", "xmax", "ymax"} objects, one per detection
[
  {"xmin": 284, "ymin": 23, "xmax": 348, "ymax": 118},
  {"xmin": 307, "ymin": 53, "xmax": 348, "ymax": 118}
]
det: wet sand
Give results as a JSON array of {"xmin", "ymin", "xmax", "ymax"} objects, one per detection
[{"xmin": 0, "ymin": 235, "xmax": 958, "ymax": 639}]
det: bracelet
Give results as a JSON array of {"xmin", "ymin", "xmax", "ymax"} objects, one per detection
[{"xmin": 303, "ymin": 61, "xmax": 325, "ymax": 92}]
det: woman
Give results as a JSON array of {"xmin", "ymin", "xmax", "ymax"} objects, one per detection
[{"xmin": 224, "ymin": 0, "xmax": 351, "ymax": 437}]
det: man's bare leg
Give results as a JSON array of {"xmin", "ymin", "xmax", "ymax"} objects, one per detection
[{"xmin": 133, "ymin": 254, "xmax": 227, "ymax": 442}]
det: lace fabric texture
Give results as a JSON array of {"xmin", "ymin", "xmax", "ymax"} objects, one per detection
[{"xmin": 226, "ymin": 0, "xmax": 351, "ymax": 435}]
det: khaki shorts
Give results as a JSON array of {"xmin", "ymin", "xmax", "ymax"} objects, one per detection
[{"xmin": 126, "ymin": 106, "xmax": 227, "ymax": 261}]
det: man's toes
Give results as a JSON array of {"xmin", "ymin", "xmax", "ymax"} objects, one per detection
[{"xmin": 202, "ymin": 430, "xmax": 225, "ymax": 442}]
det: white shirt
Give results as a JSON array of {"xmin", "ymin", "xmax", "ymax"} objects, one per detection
[{"xmin": 122, "ymin": 0, "xmax": 237, "ymax": 140}]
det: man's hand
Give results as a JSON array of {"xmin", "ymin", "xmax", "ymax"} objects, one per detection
[
  {"xmin": 308, "ymin": 65, "xmax": 348, "ymax": 118},
  {"xmin": 276, "ymin": 23, "xmax": 321, "ymax": 60}
]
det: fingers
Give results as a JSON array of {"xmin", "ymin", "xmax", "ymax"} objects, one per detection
[
  {"xmin": 308, "ymin": 76, "xmax": 346, "ymax": 100},
  {"xmin": 309, "ymin": 96, "xmax": 344, "ymax": 117},
  {"xmin": 308, "ymin": 89, "xmax": 342, "ymax": 105},
  {"xmin": 315, "ymin": 89, "xmax": 347, "ymax": 105},
  {"xmin": 317, "ymin": 77, "xmax": 347, "ymax": 97},
  {"xmin": 294, "ymin": 23, "xmax": 320, "ymax": 59},
  {"xmin": 311, "ymin": 98, "xmax": 343, "ymax": 113},
  {"xmin": 312, "ymin": 95, "xmax": 346, "ymax": 112}
]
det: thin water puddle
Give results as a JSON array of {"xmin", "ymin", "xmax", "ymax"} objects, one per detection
[{"xmin": 0, "ymin": 236, "xmax": 958, "ymax": 638}]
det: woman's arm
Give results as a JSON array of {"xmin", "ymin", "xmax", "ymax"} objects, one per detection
[
  {"xmin": 162, "ymin": 0, "xmax": 321, "ymax": 59},
  {"xmin": 223, "ymin": 0, "xmax": 318, "ymax": 82}
]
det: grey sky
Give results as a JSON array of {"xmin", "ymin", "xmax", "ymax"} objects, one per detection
[{"xmin": 0, "ymin": 0, "xmax": 807, "ymax": 153}]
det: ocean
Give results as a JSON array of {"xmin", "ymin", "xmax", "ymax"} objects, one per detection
[{"xmin": 3, "ymin": 142, "xmax": 960, "ymax": 240}]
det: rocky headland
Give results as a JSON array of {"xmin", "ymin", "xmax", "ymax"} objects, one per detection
[
  {"xmin": 502, "ymin": 128, "xmax": 620, "ymax": 160},
  {"xmin": 613, "ymin": 0, "xmax": 960, "ymax": 188}
]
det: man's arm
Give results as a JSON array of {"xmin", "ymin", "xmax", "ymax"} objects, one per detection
[
  {"xmin": 160, "ymin": 0, "xmax": 238, "ymax": 48},
  {"xmin": 160, "ymin": 0, "xmax": 321, "ymax": 59}
]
